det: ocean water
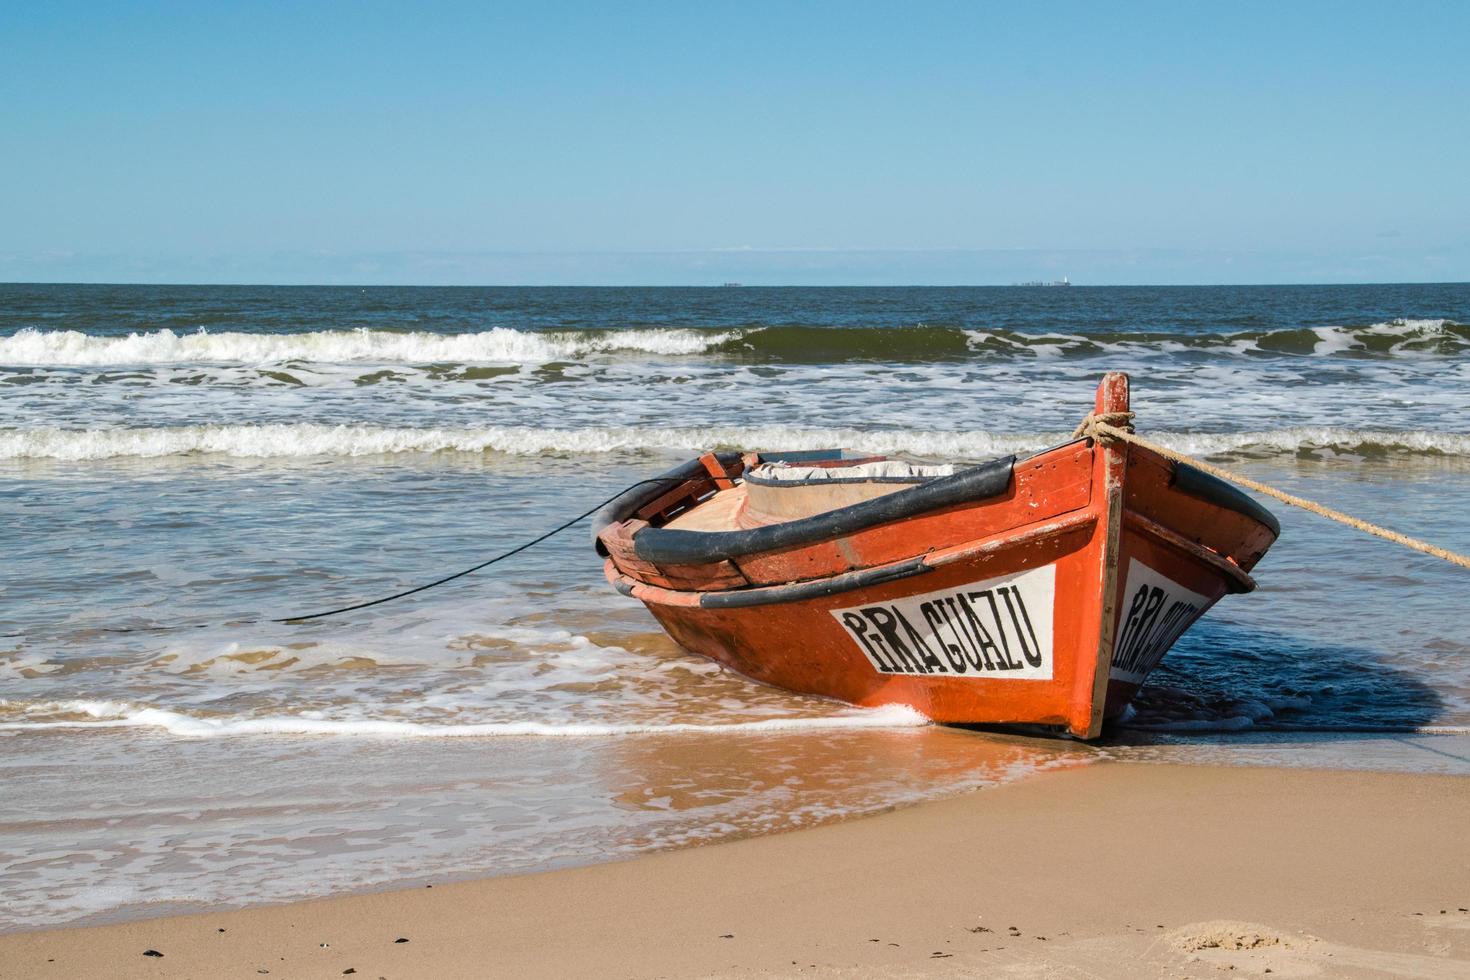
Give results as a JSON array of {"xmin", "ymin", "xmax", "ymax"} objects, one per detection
[{"xmin": 3, "ymin": 283, "xmax": 1469, "ymax": 932}]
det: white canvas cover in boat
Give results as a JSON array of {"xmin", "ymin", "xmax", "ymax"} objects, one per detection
[
  {"xmin": 747, "ymin": 460, "xmax": 958, "ymax": 484},
  {"xmin": 737, "ymin": 459, "xmax": 959, "ymax": 525}
]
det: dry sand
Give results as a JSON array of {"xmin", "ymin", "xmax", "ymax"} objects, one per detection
[{"xmin": 2, "ymin": 761, "xmax": 1467, "ymax": 979}]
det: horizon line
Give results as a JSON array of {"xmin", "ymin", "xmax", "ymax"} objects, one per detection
[{"xmin": 6, "ymin": 279, "xmax": 1470, "ymax": 290}]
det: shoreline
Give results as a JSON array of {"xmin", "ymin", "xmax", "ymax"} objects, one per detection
[{"xmin": 3, "ymin": 760, "xmax": 1466, "ymax": 979}]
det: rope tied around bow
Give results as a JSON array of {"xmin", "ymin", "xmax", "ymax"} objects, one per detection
[{"xmin": 1072, "ymin": 410, "xmax": 1136, "ymax": 443}]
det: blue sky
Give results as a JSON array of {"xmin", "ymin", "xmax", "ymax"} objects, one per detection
[{"xmin": 2, "ymin": 1, "xmax": 1467, "ymax": 285}]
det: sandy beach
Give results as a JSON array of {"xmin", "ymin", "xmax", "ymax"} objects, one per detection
[{"xmin": 3, "ymin": 760, "xmax": 1466, "ymax": 979}]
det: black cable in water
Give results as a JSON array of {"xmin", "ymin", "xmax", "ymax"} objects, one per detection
[
  {"xmin": 2, "ymin": 476, "xmax": 688, "ymax": 639},
  {"xmin": 273, "ymin": 476, "xmax": 676, "ymax": 624}
]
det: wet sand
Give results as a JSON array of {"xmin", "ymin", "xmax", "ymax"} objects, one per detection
[{"xmin": 2, "ymin": 761, "xmax": 1467, "ymax": 979}]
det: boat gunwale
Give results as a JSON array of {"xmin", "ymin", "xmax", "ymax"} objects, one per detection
[
  {"xmin": 596, "ymin": 439, "xmax": 1278, "ymax": 579},
  {"xmin": 611, "ymin": 509, "xmax": 1100, "ymax": 609}
]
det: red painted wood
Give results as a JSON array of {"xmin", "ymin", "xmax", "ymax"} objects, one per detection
[{"xmin": 598, "ymin": 374, "xmax": 1279, "ymax": 738}]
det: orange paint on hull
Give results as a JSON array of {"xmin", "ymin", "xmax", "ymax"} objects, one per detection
[{"xmin": 595, "ymin": 374, "xmax": 1277, "ymax": 739}]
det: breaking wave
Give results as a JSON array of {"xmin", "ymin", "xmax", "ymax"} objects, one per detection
[
  {"xmin": 2, "ymin": 317, "xmax": 1465, "ymax": 366},
  {"xmin": 0, "ymin": 326, "xmax": 740, "ymax": 366},
  {"xmin": 4, "ymin": 423, "xmax": 1468, "ymax": 461}
]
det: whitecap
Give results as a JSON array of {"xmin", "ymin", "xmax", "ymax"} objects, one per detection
[
  {"xmin": 3, "ymin": 423, "xmax": 1467, "ymax": 461},
  {"xmin": 0, "ymin": 326, "xmax": 741, "ymax": 367}
]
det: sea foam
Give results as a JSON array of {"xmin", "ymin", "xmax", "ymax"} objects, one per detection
[
  {"xmin": 0, "ymin": 699, "xmax": 928, "ymax": 738},
  {"xmin": 2, "ymin": 317, "xmax": 1464, "ymax": 368},
  {"xmin": 0, "ymin": 326, "xmax": 739, "ymax": 366},
  {"xmin": 3, "ymin": 423, "xmax": 1467, "ymax": 461}
]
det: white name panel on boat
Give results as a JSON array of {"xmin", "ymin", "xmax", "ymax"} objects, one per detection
[
  {"xmin": 1110, "ymin": 559, "xmax": 1212, "ymax": 684},
  {"xmin": 831, "ymin": 565, "xmax": 1056, "ymax": 680}
]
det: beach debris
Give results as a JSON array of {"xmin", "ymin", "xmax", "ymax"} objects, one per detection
[
  {"xmin": 968, "ymin": 925, "xmax": 992, "ymax": 933},
  {"xmin": 719, "ymin": 934, "xmax": 734, "ymax": 939},
  {"xmin": 143, "ymin": 949, "xmax": 163, "ymax": 957},
  {"xmin": 1175, "ymin": 923, "xmax": 1288, "ymax": 953},
  {"xmin": 394, "ymin": 936, "xmax": 410, "ymax": 943},
  {"xmin": 343, "ymin": 970, "xmax": 357, "ymax": 976}
]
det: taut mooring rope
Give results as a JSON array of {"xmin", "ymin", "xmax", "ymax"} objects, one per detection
[{"xmin": 1073, "ymin": 411, "xmax": 1470, "ymax": 570}]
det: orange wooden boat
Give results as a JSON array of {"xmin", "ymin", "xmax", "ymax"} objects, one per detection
[{"xmin": 593, "ymin": 373, "xmax": 1278, "ymax": 738}]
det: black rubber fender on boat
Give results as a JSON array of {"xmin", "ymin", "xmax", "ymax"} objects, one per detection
[
  {"xmin": 1171, "ymin": 462, "xmax": 1282, "ymax": 537},
  {"xmin": 632, "ymin": 455, "xmax": 1017, "ymax": 566},
  {"xmin": 590, "ymin": 452, "xmax": 746, "ymax": 556}
]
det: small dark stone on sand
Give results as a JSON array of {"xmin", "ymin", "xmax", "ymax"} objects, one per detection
[
  {"xmin": 143, "ymin": 949, "xmax": 163, "ymax": 957},
  {"xmin": 394, "ymin": 937, "xmax": 409, "ymax": 943},
  {"xmin": 719, "ymin": 934, "xmax": 734, "ymax": 939},
  {"xmin": 217, "ymin": 928, "xmax": 226, "ymax": 933},
  {"xmin": 344, "ymin": 970, "xmax": 356, "ymax": 976}
]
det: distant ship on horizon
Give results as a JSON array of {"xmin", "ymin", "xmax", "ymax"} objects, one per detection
[{"xmin": 1013, "ymin": 276, "xmax": 1072, "ymax": 287}]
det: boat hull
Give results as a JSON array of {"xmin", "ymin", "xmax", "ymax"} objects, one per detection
[{"xmin": 596, "ymin": 374, "xmax": 1276, "ymax": 738}]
